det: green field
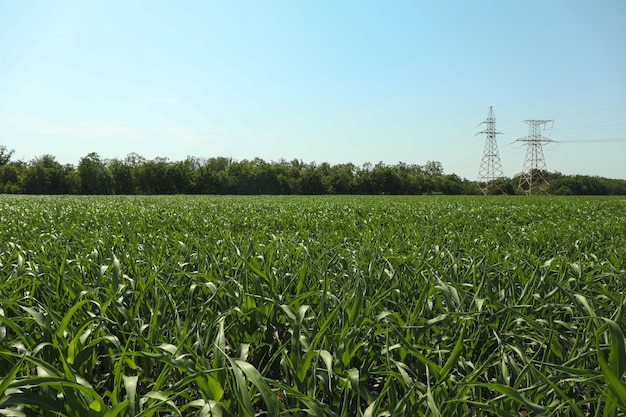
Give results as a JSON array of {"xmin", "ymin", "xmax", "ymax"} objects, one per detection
[{"xmin": 0, "ymin": 195, "xmax": 625, "ymax": 416}]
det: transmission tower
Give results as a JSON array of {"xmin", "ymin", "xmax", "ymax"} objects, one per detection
[
  {"xmin": 517, "ymin": 120, "xmax": 554, "ymax": 195},
  {"xmin": 476, "ymin": 106, "xmax": 505, "ymax": 195}
]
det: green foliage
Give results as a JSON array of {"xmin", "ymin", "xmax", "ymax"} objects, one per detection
[
  {"xmin": 1, "ymin": 147, "xmax": 626, "ymax": 195},
  {"xmin": 0, "ymin": 195, "xmax": 625, "ymax": 416},
  {"xmin": 78, "ymin": 152, "xmax": 111, "ymax": 195},
  {"xmin": 0, "ymin": 145, "xmax": 15, "ymax": 166}
]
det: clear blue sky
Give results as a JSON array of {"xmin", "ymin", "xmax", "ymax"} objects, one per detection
[{"xmin": 1, "ymin": 0, "xmax": 625, "ymax": 179}]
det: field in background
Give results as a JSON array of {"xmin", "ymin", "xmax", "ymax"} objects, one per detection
[{"xmin": 0, "ymin": 195, "xmax": 625, "ymax": 416}]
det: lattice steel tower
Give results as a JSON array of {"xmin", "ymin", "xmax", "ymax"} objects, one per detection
[
  {"xmin": 477, "ymin": 106, "xmax": 505, "ymax": 195},
  {"xmin": 517, "ymin": 120, "xmax": 554, "ymax": 195}
]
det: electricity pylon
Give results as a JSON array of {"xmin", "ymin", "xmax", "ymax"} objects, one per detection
[
  {"xmin": 477, "ymin": 106, "xmax": 505, "ymax": 195},
  {"xmin": 517, "ymin": 119, "xmax": 554, "ymax": 195}
]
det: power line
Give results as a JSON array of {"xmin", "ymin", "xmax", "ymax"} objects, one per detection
[
  {"xmin": 555, "ymin": 122, "xmax": 626, "ymax": 131},
  {"xmin": 556, "ymin": 138, "xmax": 626, "ymax": 143},
  {"xmin": 547, "ymin": 105, "xmax": 626, "ymax": 119}
]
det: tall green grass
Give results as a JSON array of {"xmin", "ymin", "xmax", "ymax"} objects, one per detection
[{"xmin": 0, "ymin": 195, "xmax": 624, "ymax": 416}]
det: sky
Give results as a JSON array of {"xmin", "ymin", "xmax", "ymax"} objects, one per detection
[{"xmin": 1, "ymin": 0, "xmax": 625, "ymax": 180}]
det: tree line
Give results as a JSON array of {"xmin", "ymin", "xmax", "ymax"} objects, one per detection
[{"xmin": 0, "ymin": 146, "xmax": 625, "ymax": 195}]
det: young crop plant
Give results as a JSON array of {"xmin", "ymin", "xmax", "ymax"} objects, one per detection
[{"xmin": 0, "ymin": 195, "xmax": 624, "ymax": 416}]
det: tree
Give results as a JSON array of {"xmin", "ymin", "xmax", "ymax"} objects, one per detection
[
  {"xmin": 0, "ymin": 161, "xmax": 24, "ymax": 193},
  {"xmin": 423, "ymin": 160, "xmax": 444, "ymax": 177},
  {"xmin": 62, "ymin": 164, "xmax": 81, "ymax": 194},
  {"xmin": 300, "ymin": 163, "xmax": 326, "ymax": 195},
  {"xmin": 78, "ymin": 152, "xmax": 111, "ymax": 194},
  {"xmin": 395, "ymin": 162, "xmax": 428, "ymax": 194},
  {"xmin": 135, "ymin": 159, "xmax": 175, "ymax": 194},
  {"xmin": 252, "ymin": 159, "xmax": 281, "ymax": 194},
  {"xmin": 108, "ymin": 158, "xmax": 136, "ymax": 194},
  {"xmin": 22, "ymin": 155, "xmax": 69, "ymax": 194},
  {"xmin": 275, "ymin": 159, "xmax": 302, "ymax": 194},
  {"xmin": 435, "ymin": 174, "xmax": 464, "ymax": 195},
  {"xmin": 325, "ymin": 163, "xmax": 356, "ymax": 194},
  {"xmin": 369, "ymin": 163, "xmax": 401, "ymax": 194},
  {"xmin": 168, "ymin": 160, "xmax": 195, "ymax": 194},
  {"xmin": 0, "ymin": 145, "xmax": 15, "ymax": 166},
  {"xmin": 124, "ymin": 152, "xmax": 146, "ymax": 168}
]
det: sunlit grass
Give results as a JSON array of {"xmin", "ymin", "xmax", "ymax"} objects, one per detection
[{"xmin": 0, "ymin": 195, "xmax": 624, "ymax": 416}]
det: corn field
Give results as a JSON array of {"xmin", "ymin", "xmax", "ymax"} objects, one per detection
[{"xmin": 0, "ymin": 195, "xmax": 625, "ymax": 416}]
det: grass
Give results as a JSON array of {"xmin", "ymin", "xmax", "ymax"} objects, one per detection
[{"xmin": 0, "ymin": 195, "xmax": 625, "ymax": 416}]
